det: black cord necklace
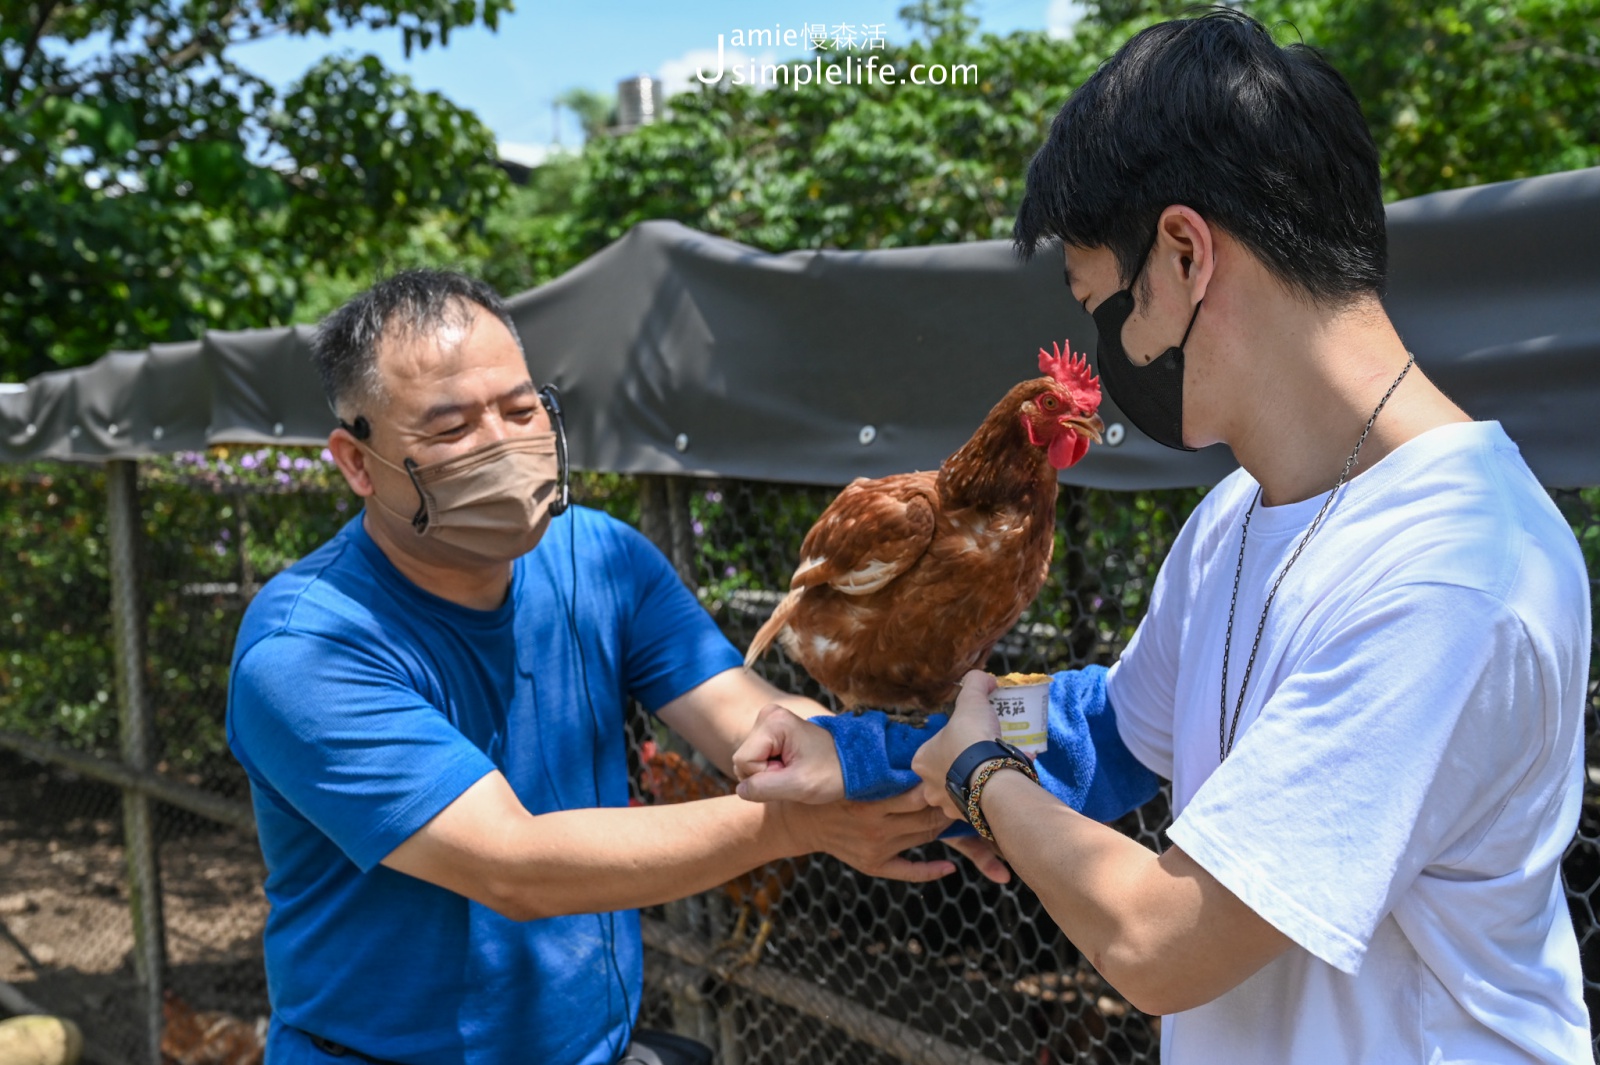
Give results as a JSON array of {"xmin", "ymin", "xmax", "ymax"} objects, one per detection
[{"xmin": 1218, "ymin": 352, "xmax": 1416, "ymax": 761}]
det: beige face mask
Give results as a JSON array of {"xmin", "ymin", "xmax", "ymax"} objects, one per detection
[{"xmin": 361, "ymin": 433, "xmax": 563, "ymax": 561}]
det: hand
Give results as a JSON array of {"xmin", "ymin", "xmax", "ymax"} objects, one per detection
[
  {"xmin": 732, "ymin": 704, "xmax": 846, "ymax": 804},
  {"xmin": 911, "ymin": 670, "xmax": 1002, "ymax": 818},
  {"xmin": 945, "ymin": 834, "xmax": 1011, "ymax": 884},
  {"xmin": 778, "ymin": 789, "xmax": 957, "ymax": 883}
]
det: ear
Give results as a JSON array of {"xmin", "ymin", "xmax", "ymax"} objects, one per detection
[
  {"xmin": 1155, "ymin": 205, "xmax": 1217, "ymax": 304},
  {"xmin": 327, "ymin": 426, "xmax": 377, "ymax": 498}
]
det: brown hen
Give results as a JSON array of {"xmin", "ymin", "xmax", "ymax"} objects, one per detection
[
  {"xmin": 160, "ymin": 990, "xmax": 264, "ymax": 1065},
  {"xmin": 637, "ymin": 739, "xmax": 799, "ymax": 972},
  {"xmin": 745, "ymin": 341, "xmax": 1103, "ymax": 714}
]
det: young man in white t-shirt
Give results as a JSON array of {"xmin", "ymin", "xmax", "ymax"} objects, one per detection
[{"xmin": 728, "ymin": 9, "xmax": 1592, "ymax": 1062}]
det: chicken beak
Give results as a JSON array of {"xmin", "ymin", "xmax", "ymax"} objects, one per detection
[{"xmin": 1060, "ymin": 414, "xmax": 1105, "ymax": 445}]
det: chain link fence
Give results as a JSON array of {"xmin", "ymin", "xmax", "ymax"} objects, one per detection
[{"xmin": 2, "ymin": 454, "xmax": 1597, "ymax": 1064}]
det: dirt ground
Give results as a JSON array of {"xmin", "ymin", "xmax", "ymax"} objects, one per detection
[{"xmin": 0, "ymin": 750, "xmax": 270, "ymax": 1061}]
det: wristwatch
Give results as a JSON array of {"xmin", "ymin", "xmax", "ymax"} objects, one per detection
[{"xmin": 944, "ymin": 739, "xmax": 1038, "ymax": 843}]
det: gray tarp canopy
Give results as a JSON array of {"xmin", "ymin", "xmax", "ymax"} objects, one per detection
[{"xmin": 5, "ymin": 165, "xmax": 1598, "ymax": 489}]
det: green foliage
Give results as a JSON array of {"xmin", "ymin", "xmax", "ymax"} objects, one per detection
[
  {"xmin": 1, "ymin": 452, "xmax": 354, "ymax": 770},
  {"xmin": 550, "ymin": 0, "xmax": 1599, "ymax": 269},
  {"xmin": 294, "ymin": 154, "xmax": 586, "ymax": 321},
  {"xmin": 558, "ymin": 88, "xmax": 616, "ymax": 143},
  {"xmin": 0, "ymin": 0, "xmax": 512, "ymax": 381},
  {"xmin": 1, "ymin": 466, "xmax": 116, "ymax": 749},
  {"xmin": 1248, "ymin": 0, "xmax": 1600, "ymax": 199},
  {"xmin": 568, "ymin": 24, "xmax": 1101, "ymax": 256}
]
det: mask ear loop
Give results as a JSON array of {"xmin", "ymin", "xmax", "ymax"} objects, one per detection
[
  {"xmin": 341, "ymin": 415, "xmax": 431, "ymax": 532},
  {"xmin": 539, "ymin": 384, "xmax": 571, "ymax": 517},
  {"xmin": 401, "ymin": 458, "xmax": 430, "ymax": 532},
  {"xmin": 1176, "ymin": 296, "xmax": 1203, "ymax": 348}
]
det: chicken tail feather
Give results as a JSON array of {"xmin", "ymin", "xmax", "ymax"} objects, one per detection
[{"xmin": 745, "ymin": 591, "xmax": 801, "ymax": 667}]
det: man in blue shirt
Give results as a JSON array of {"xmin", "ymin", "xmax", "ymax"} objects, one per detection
[{"xmin": 226, "ymin": 270, "xmax": 960, "ymax": 1065}]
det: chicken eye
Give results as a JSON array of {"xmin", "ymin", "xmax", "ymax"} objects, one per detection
[{"xmin": 1040, "ymin": 394, "xmax": 1060, "ymax": 411}]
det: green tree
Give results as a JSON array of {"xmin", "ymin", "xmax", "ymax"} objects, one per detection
[
  {"xmin": 1250, "ymin": 0, "xmax": 1600, "ymax": 199},
  {"xmin": 0, "ymin": 0, "xmax": 514, "ymax": 381},
  {"xmin": 563, "ymin": 0, "xmax": 1599, "ymax": 267},
  {"xmin": 558, "ymin": 87, "xmax": 616, "ymax": 143}
]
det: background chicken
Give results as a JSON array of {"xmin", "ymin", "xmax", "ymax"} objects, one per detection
[
  {"xmin": 160, "ymin": 990, "xmax": 265, "ymax": 1065},
  {"xmin": 745, "ymin": 341, "xmax": 1103, "ymax": 715},
  {"xmin": 637, "ymin": 739, "xmax": 800, "ymax": 972}
]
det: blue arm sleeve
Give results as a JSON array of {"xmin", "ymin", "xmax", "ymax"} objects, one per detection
[
  {"xmin": 811, "ymin": 666, "xmax": 1161, "ymax": 823},
  {"xmin": 1038, "ymin": 666, "xmax": 1161, "ymax": 823}
]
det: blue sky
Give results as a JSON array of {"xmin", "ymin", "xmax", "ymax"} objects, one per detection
[{"xmin": 233, "ymin": 1, "xmax": 1081, "ymax": 158}]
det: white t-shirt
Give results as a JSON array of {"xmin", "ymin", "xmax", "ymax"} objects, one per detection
[{"xmin": 1106, "ymin": 421, "xmax": 1592, "ymax": 1064}]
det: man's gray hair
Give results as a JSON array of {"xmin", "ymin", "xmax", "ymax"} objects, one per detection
[{"xmin": 310, "ymin": 269, "xmax": 523, "ymax": 418}]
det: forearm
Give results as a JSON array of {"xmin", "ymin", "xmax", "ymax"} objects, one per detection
[
  {"xmin": 384, "ymin": 775, "xmax": 799, "ymax": 922},
  {"xmin": 981, "ymin": 771, "xmax": 1282, "ymax": 1015},
  {"xmin": 495, "ymin": 796, "xmax": 794, "ymax": 920},
  {"xmin": 659, "ymin": 668, "xmax": 831, "ymax": 779}
]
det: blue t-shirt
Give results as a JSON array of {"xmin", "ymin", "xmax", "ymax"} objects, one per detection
[{"xmin": 226, "ymin": 506, "xmax": 743, "ymax": 1065}]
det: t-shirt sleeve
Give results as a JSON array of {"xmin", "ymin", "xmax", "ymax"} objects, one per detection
[
  {"xmin": 228, "ymin": 630, "xmax": 497, "ymax": 873},
  {"xmin": 617, "ymin": 524, "xmax": 744, "ymax": 712},
  {"xmin": 1166, "ymin": 582, "xmax": 1544, "ymax": 974}
]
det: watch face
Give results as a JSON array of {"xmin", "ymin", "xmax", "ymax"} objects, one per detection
[{"xmin": 945, "ymin": 779, "xmax": 966, "ymax": 812}]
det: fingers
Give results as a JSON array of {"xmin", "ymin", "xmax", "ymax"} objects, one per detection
[
  {"xmin": 876, "ymin": 787, "xmax": 940, "ymax": 814},
  {"xmin": 731, "ymin": 705, "xmax": 844, "ymax": 804},
  {"xmin": 959, "ymin": 669, "xmax": 998, "ymax": 696},
  {"xmin": 945, "ymin": 835, "xmax": 1012, "ymax": 884},
  {"xmin": 953, "ymin": 670, "xmax": 999, "ymax": 718},
  {"xmin": 865, "ymin": 855, "xmax": 958, "ymax": 883},
  {"xmin": 731, "ymin": 704, "xmax": 799, "ymax": 782},
  {"xmin": 735, "ymin": 765, "xmax": 810, "ymax": 804}
]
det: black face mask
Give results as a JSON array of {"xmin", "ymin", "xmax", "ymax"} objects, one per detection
[{"xmin": 1076, "ymin": 236, "xmax": 1202, "ymax": 452}]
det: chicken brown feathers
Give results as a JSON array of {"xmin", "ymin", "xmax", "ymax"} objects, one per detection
[
  {"xmin": 160, "ymin": 990, "xmax": 265, "ymax": 1065},
  {"xmin": 745, "ymin": 341, "xmax": 1104, "ymax": 715}
]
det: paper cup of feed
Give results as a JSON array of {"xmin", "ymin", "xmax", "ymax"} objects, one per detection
[{"xmin": 990, "ymin": 672, "xmax": 1051, "ymax": 754}]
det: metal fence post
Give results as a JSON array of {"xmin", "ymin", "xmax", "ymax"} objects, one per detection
[
  {"xmin": 634, "ymin": 474, "xmax": 723, "ymax": 1048},
  {"xmin": 107, "ymin": 458, "xmax": 166, "ymax": 1065},
  {"xmin": 662, "ymin": 477, "xmax": 697, "ymax": 589}
]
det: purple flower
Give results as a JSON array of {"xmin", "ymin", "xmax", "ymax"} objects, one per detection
[
  {"xmin": 691, "ymin": 520, "xmax": 704, "ymax": 536},
  {"xmin": 724, "ymin": 565, "xmax": 736, "ymax": 577},
  {"xmin": 240, "ymin": 454, "xmax": 258, "ymax": 469},
  {"xmin": 320, "ymin": 448, "xmax": 334, "ymax": 463},
  {"xmin": 212, "ymin": 542, "xmax": 226, "ymax": 556},
  {"xmin": 704, "ymin": 490, "xmax": 723, "ymax": 504},
  {"xmin": 220, "ymin": 528, "xmax": 231, "ymax": 541},
  {"xmin": 275, "ymin": 472, "xmax": 291, "ymax": 485},
  {"xmin": 277, "ymin": 454, "xmax": 291, "ymax": 470},
  {"xmin": 335, "ymin": 499, "xmax": 348, "ymax": 512},
  {"xmin": 293, "ymin": 457, "xmax": 312, "ymax": 471},
  {"xmin": 217, "ymin": 462, "xmax": 233, "ymax": 475}
]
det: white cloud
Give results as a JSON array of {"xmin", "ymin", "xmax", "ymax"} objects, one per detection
[
  {"xmin": 1047, "ymin": 0, "xmax": 1090, "ymax": 39},
  {"xmin": 497, "ymin": 142, "xmax": 572, "ymax": 168},
  {"xmin": 657, "ymin": 42, "xmax": 779, "ymax": 98}
]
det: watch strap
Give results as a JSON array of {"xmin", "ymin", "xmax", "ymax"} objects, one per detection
[
  {"xmin": 946, "ymin": 740, "xmax": 1016, "ymax": 797},
  {"xmin": 946, "ymin": 739, "xmax": 1039, "ymax": 844}
]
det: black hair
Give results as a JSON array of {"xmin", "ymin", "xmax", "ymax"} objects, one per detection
[
  {"xmin": 1014, "ymin": 8, "xmax": 1386, "ymax": 305},
  {"xmin": 310, "ymin": 268, "xmax": 522, "ymax": 418}
]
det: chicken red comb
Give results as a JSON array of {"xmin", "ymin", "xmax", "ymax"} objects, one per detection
[{"xmin": 1039, "ymin": 339, "xmax": 1101, "ymax": 414}]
